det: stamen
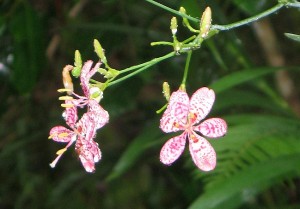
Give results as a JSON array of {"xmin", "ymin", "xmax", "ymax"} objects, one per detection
[
  {"xmin": 173, "ymin": 122, "xmax": 181, "ymax": 128},
  {"xmin": 190, "ymin": 134, "xmax": 199, "ymax": 143},
  {"xmin": 58, "ymin": 132, "xmax": 69, "ymax": 138},
  {"xmin": 58, "ymin": 96, "xmax": 74, "ymax": 101},
  {"xmin": 188, "ymin": 112, "xmax": 198, "ymax": 124},
  {"xmin": 61, "ymin": 103, "xmax": 74, "ymax": 108},
  {"xmin": 56, "ymin": 148, "xmax": 67, "ymax": 155},
  {"xmin": 49, "ymin": 155, "xmax": 62, "ymax": 168},
  {"xmin": 57, "ymin": 88, "xmax": 72, "ymax": 93}
]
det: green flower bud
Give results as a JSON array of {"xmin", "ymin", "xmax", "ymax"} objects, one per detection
[
  {"xmin": 94, "ymin": 39, "xmax": 107, "ymax": 63},
  {"xmin": 179, "ymin": 7, "xmax": 186, "ymax": 15},
  {"xmin": 200, "ymin": 7, "xmax": 212, "ymax": 38},
  {"xmin": 72, "ymin": 50, "xmax": 82, "ymax": 77},
  {"xmin": 170, "ymin": 17, "xmax": 178, "ymax": 35},
  {"xmin": 162, "ymin": 82, "xmax": 170, "ymax": 101}
]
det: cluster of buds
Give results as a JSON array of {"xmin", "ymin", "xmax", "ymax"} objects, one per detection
[{"xmin": 49, "ymin": 60, "xmax": 109, "ymax": 173}]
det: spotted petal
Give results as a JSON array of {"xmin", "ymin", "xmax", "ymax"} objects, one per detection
[
  {"xmin": 194, "ymin": 118, "xmax": 227, "ymax": 138},
  {"xmin": 160, "ymin": 133, "xmax": 187, "ymax": 165},
  {"xmin": 62, "ymin": 100, "xmax": 78, "ymax": 128},
  {"xmin": 76, "ymin": 136, "xmax": 102, "ymax": 173},
  {"xmin": 76, "ymin": 113, "xmax": 97, "ymax": 141},
  {"xmin": 189, "ymin": 87, "xmax": 215, "ymax": 125},
  {"xmin": 80, "ymin": 61, "xmax": 101, "ymax": 97},
  {"xmin": 188, "ymin": 132, "xmax": 216, "ymax": 171},
  {"xmin": 160, "ymin": 90, "xmax": 189, "ymax": 133},
  {"xmin": 88, "ymin": 100, "xmax": 109, "ymax": 129},
  {"xmin": 49, "ymin": 126, "xmax": 76, "ymax": 142}
]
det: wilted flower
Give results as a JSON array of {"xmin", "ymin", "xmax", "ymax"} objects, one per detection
[{"xmin": 159, "ymin": 87, "xmax": 227, "ymax": 171}]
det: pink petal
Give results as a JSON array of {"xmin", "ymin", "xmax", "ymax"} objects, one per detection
[
  {"xmin": 160, "ymin": 90, "xmax": 189, "ymax": 133},
  {"xmin": 194, "ymin": 118, "xmax": 227, "ymax": 138},
  {"xmin": 189, "ymin": 87, "xmax": 215, "ymax": 125},
  {"xmin": 49, "ymin": 126, "xmax": 75, "ymax": 142},
  {"xmin": 62, "ymin": 100, "xmax": 78, "ymax": 128},
  {"xmin": 80, "ymin": 61, "xmax": 101, "ymax": 97},
  {"xmin": 88, "ymin": 100, "xmax": 109, "ymax": 129},
  {"xmin": 160, "ymin": 133, "xmax": 187, "ymax": 165},
  {"xmin": 188, "ymin": 132, "xmax": 216, "ymax": 171},
  {"xmin": 76, "ymin": 113, "xmax": 97, "ymax": 141},
  {"xmin": 75, "ymin": 137, "xmax": 102, "ymax": 173},
  {"xmin": 80, "ymin": 61, "xmax": 93, "ymax": 97}
]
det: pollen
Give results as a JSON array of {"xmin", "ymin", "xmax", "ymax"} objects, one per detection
[
  {"xmin": 190, "ymin": 134, "xmax": 199, "ymax": 143},
  {"xmin": 173, "ymin": 122, "xmax": 181, "ymax": 128},
  {"xmin": 58, "ymin": 132, "xmax": 69, "ymax": 138}
]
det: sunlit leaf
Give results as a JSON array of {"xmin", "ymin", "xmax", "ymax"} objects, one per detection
[
  {"xmin": 284, "ymin": 33, "xmax": 300, "ymax": 43},
  {"xmin": 189, "ymin": 154, "xmax": 300, "ymax": 209}
]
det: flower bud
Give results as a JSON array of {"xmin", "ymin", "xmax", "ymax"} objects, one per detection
[
  {"xmin": 62, "ymin": 65, "xmax": 74, "ymax": 94},
  {"xmin": 162, "ymin": 82, "xmax": 170, "ymax": 101},
  {"xmin": 89, "ymin": 87, "xmax": 103, "ymax": 102},
  {"xmin": 200, "ymin": 7, "xmax": 212, "ymax": 38},
  {"xmin": 170, "ymin": 17, "xmax": 178, "ymax": 35},
  {"xmin": 179, "ymin": 7, "xmax": 186, "ymax": 15},
  {"xmin": 94, "ymin": 39, "xmax": 107, "ymax": 63},
  {"xmin": 72, "ymin": 50, "xmax": 82, "ymax": 77}
]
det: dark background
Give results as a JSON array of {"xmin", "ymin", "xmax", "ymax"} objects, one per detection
[{"xmin": 1, "ymin": 0, "xmax": 300, "ymax": 208}]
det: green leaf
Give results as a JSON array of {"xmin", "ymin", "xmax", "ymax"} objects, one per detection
[
  {"xmin": 210, "ymin": 67, "xmax": 281, "ymax": 94},
  {"xmin": 284, "ymin": 33, "xmax": 300, "ymax": 43},
  {"xmin": 106, "ymin": 119, "xmax": 163, "ymax": 181},
  {"xmin": 232, "ymin": 0, "xmax": 269, "ymax": 15},
  {"xmin": 214, "ymin": 89, "xmax": 292, "ymax": 116},
  {"xmin": 188, "ymin": 154, "xmax": 300, "ymax": 209},
  {"xmin": 9, "ymin": 3, "xmax": 45, "ymax": 93}
]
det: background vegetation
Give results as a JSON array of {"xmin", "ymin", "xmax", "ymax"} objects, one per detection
[{"xmin": 1, "ymin": 0, "xmax": 300, "ymax": 208}]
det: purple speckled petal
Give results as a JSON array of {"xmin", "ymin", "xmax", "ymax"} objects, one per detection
[
  {"xmin": 49, "ymin": 126, "xmax": 75, "ymax": 142},
  {"xmin": 88, "ymin": 100, "xmax": 109, "ymax": 129},
  {"xmin": 194, "ymin": 118, "xmax": 227, "ymax": 138},
  {"xmin": 189, "ymin": 87, "xmax": 215, "ymax": 125},
  {"xmin": 80, "ymin": 61, "xmax": 101, "ymax": 97},
  {"xmin": 62, "ymin": 100, "xmax": 78, "ymax": 128},
  {"xmin": 188, "ymin": 132, "xmax": 216, "ymax": 171},
  {"xmin": 75, "ymin": 135, "xmax": 102, "ymax": 173},
  {"xmin": 160, "ymin": 90, "xmax": 189, "ymax": 133},
  {"xmin": 160, "ymin": 133, "xmax": 187, "ymax": 165}
]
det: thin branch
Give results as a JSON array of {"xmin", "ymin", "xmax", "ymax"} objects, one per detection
[
  {"xmin": 212, "ymin": 3, "xmax": 284, "ymax": 31},
  {"xmin": 145, "ymin": 0, "xmax": 199, "ymax": 23}
]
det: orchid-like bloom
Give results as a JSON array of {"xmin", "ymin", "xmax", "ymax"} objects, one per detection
[
  {"xmin": 159, "ymin": 87, "xmax": 227, "ymax": 171},
  {"xmin": 49, "ymin": 60, "xmax": 109, "ymax": 172},
  {"xmin": 49, "ymin": 104, "xmax": 108, "ymax": 172}
]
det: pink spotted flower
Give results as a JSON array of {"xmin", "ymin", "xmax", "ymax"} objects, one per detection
[
  {"xmin": 49, "ymin": 60, "xmax": 109, "ymax": 172},
  {"xmin": 159, "ymin": 87, "xmax": 227, "ymax": 171},
  {"xmin": 49, "ymin": 104, "xmax": 109, "ymax": 172}
]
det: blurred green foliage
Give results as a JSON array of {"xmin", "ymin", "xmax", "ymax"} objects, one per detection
[{"xmin": 1, "ymin": 0, "xmax": 300, "ymax": 209}]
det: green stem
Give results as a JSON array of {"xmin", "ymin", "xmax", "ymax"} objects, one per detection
[
  {"xmin": 108, "ymin": 52, "xmax": 176, "ymax": 86},
  {"xmin": 181, "ymin": 51, "xmax": 192, "ymax": 88},
  {"xmin": 145, "ymin": 0, "xmax": 199, "ymax": 23},
  {"xmin": 212, "ymin": 3, "xmax": 284, "ymax": 31},
  {"xmin": 287, "ymin": 2, "xmax": 300, "ymax": 8},
  {"xmin": 118, "ymin": 53, "xmax": 169, "ymax": 74},
  {"xmin": 151, "ymin": 41, "xmax": 173, "ymax": 46}
]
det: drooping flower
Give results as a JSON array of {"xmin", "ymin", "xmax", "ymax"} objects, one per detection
[
  {"xmin": 159, "ymin": 87, "xmax": 227, "ymax": 171},
  {"xmin": 49, "ymin": 60, "xmax": 109, "ymax": 172},
  {"xmin": 49, "ymin": 102, "xmax": 109, "ymax": 172}
]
